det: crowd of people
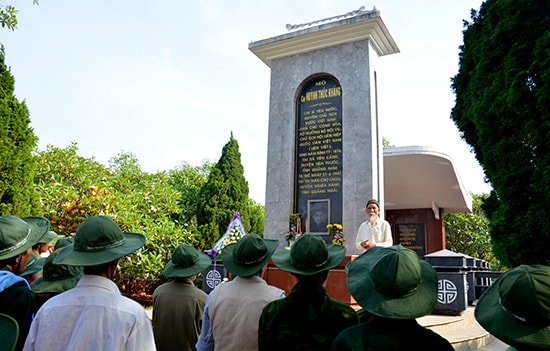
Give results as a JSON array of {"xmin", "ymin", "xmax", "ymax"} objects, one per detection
[{"xmin": 0, "ymin": 200, "xmax": 549, "ymax": 350}]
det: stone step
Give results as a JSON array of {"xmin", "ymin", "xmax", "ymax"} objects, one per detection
[
  {"xmin": 418, "ymin": 307, "xmax": 509, "ymax": 350},
  {"xmin": 474, "ymin": 338, "xmax": 509, "ymax": 351}
]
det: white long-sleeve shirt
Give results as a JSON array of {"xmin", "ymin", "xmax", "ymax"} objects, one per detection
[
  {"xmin": 355, "ymin": 218, "xmax": 393, "ymax": 252},
  {"xmin": 24, "ymin": 274, "xmax": 156, "ymax": 351}
]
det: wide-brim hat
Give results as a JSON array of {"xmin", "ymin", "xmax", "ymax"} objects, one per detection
[
  {"xmin": 20, "ymin": 253, "xmax": 46, "ymax": 277},
  {"xmin": 163, "ymin": 244, "xmax": 212, "ymax": 278},
  {"xmin": 22, "ymin": 216, "xmax": 51, "ymax": 241},
  {"xmin": 37, "ymin": 230, "xmax": 59, "ymax": 244},
  {"xmin": 54, "ymin": 237, "xmax": 73, "ymax": 250},
  {"xmin": 475, "ymin": 265, "xmax": 550, "ymax": 349},
  {"xmin": 271, "ymin": 233, "xmax": 345, "ymax": 276},
  {"xmin": 53, "ymin": 215, "xmax": 146, "ymax": 266},
  {"xmin": 31, "ymin": 249, "xmax": 83, "ymax": 293},
  {"xmin": 0, "ymin": 313, "xmax": 18, "ymax": 351},
  {"xmin": 221, "ymin": 234, "xmax": 278, "ymax": 277},
  {"xmin": 0, "ymin": 215, "xmax": 47, "ymax": 260},
  {"xmin": 347, "ymin": 245, "xmax": 438, "ymax": 319}
]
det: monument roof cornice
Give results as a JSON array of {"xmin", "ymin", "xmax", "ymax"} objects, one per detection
[{"xmin": 249, "ymin": 6, "xmax": 400, "ymax": 67}]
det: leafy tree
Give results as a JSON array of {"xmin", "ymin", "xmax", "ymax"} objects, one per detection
[
  {"xmin": 450, "ymin": 0, "xmax": 550, "ymax": 267},
  {"xmin": 0, "ymin": 1, "xmax": 39, "ymax": 30},
  {"xmin": 0, "ymin": 45, "xmax": 40, "ymax": 215},
  {"xmin": 0, "ymin": 3, "xmax": 17, "ymax": 30},
  {"xmin": 444, "ymin": 193, "xmax": 502, "ymax": 270},
  {"xmin": 168, "ymin": 161, "xmax": 214, "ymax": 223},
  {"xmin": 34, "ymin": 144, "xmax": 200, "ymax": 303},
  {"xmin": 196, "ymin": 133, "xmax": 252, "ymax": 250},
  {"xmin": 247, "ymin": 198, "xmax": 264, "ymax": 235},
  {"xmin": 382, "ymin": 137, "xmax": 394, "ymax": 148}
]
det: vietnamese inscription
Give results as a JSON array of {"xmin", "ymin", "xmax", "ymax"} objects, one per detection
[{"xmin": 295, "ymin": 77, "xmax": 343, "ymax": 233}]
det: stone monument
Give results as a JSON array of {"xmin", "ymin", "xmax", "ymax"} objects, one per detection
[{"xmin": 249, "ymin": 6, "xmax": 399, "ymax": 254}]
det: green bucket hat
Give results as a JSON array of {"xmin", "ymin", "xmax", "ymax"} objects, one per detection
[
  {"xmin": 0, "ymin": 313, "xmax": 18, "ymax": 351},
  {"xmin": 53, "ymin": 215, "xmax": 146, "ymax": 266},
  {"xmin": 37, "ymin": 231, "xmax": 58, "ymax": 244},
  {"xmin": 54, "ymin": 237, "xmax": 73, "ymax": 250},
  {"xmin": 21, "ymin": 216, "xmax": 51, "ymax": 242},
  {"xmin": 347, "ymin": 245, "xmax": 438, "ymax": 319},
  {"xmin": 20, "ymin": 253, "xmax": 46, "ymax": 278},
  {"xmin": 31, "ymin": 248, "xmax": 83, "ymax": 293},
  {"xmin": 271, "ymin": 233, "xmax": 345, "ymax": 275},
  {"xmin": 163, "ymin": 244, "xmax": 212, "ymax": 278},
  {"xmin": 475, "ymin": 265, "xmax": 550, "ymax": 349},
  {"xmin": 221, "ymin": 234, "xmax": 278, "ymax": 277},
  {"xmin": 0, "ymin": 216, "xmax": 46, "ymax": 261}
]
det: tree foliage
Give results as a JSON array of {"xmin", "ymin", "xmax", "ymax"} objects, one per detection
[
  {"xmin": 451, "ymin": 0, "xmax": 550, "ymax": 267},
  {"xmin": 0, "ymin": 3, "xmax": 17, "ymax": 30},
  {"xmin": 0, "ymin": 45, "xmax": 40, "ymax": 215},
  {"xmin": 167, "ymin": 161, "xmax": 214, "ymax": 223},
  {"xmin": 444, "ymin": 193, "xmax": 502, "ymax": 269},
  {"xmin": 33, "ymin": 143, "xmax": 201, "ymax": 300},
  {"xmin": 0, "ymin": 1, "xmax": 39, "ymax": 31},
  {"xmin": 196, "ymin": 133, "xmax": 255, "ymax": 250}
]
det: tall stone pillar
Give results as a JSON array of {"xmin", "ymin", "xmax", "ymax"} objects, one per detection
[{"xmin": 249, "ymin": 7, "xmax": 399, "ymax": 254}]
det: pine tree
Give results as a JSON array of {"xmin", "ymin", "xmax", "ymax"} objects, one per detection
[
  {"xmin": 451, "ymin": 0, "xmax": 550, "ymax": 266},
  {"xmin": 0, "ymin": 45, "xmax": 40, "ymax": 215},
  {"xmin": 196, "ymin": 133, "xmax": 251, "ymax": 250}
]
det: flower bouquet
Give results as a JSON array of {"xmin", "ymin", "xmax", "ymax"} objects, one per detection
[
  {"xmin": 327, "ymin": 223, "xmax": 345, "ymax": 245},
  {"xmin": 207, "ymin": 212, "xmax": 247, "ymax": 260}
]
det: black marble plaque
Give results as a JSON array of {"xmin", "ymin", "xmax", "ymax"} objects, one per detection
[
  {"xmin": 295, "ymin": 77, "xmax": 343, "ymax": 236},
  {"xmin": 397, "ymin": 224, "xmax": 426, "ymax": 257}
]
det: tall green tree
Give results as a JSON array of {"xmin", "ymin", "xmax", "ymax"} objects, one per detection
[
  {"xmin": 196, "ymin": 133, "xmax": 252, "ymax": 250},
  {"xmin": 0, "ymin": 45, "xmax": 40, "ymax": 215},
  {"xmin": 451, "ymin": 0, "xmax": 550, "ymax": 266}
]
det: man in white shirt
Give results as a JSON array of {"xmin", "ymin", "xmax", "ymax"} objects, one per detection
[
  {"xmin": 24, "ymin": 215, "xmax": 155, "ymax": 351},
  {"xmin": 355, "ymin": 199, "xmax": 393, "ymax": 253},
  {"xmin": 196, "ymin": 234, "xmax": 284, "ymax": 351}
]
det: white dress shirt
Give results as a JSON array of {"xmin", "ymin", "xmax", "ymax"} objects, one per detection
[
  {"xmin": 355, "ymin": 217, "xmax": 393, "ymax": 252},
  {"xmin": 24, "ymin": 274, "xmax": 156, "ymax": 351}
]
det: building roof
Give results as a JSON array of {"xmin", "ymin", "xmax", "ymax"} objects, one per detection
[{"xmin": 383, "ymin": 146, "xmax": 473, "ymax": 214}]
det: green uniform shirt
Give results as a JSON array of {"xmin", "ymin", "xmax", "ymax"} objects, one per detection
[
  {"xmin": 330, "ymin": 315, "xmax": 455, "ymax": 351},
  {"xmin": 152, "ymin": 278, "xmax": 207, "ymax": 351},
  {"xmin": 259, "ymin": 281, "xmax": 358, "ymax": 351}
]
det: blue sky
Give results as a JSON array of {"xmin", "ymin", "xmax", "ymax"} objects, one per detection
[{"xmin": 2, "ymin": 0, "xmax": 490, "ymax": 204}]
